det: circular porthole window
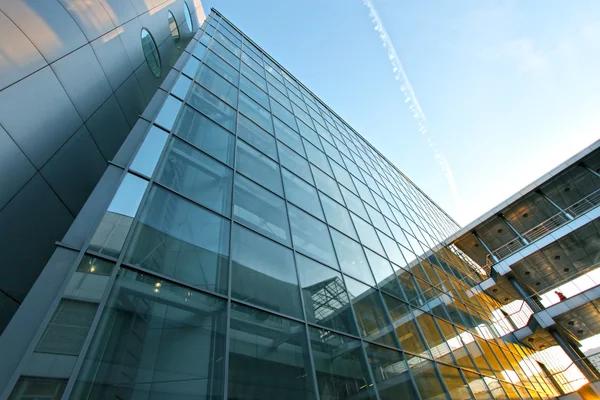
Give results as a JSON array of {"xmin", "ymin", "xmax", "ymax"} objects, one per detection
[
  {"xmin": 183, "ymin": 2, "xmax": 193, "ymax": 32},
  {"xmin": 141, "ymin": 28, "xmax": 161, "ymax": 77},
  {"xmin": 167, "ymin": 11, "xmax": 181, "ymax": 49}
]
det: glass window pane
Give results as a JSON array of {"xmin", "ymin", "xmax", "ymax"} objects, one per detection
[
  {"xmin": 352, "ymin": 176, "xmax": 377, "ymax": 206},
  {"xmin": 204, "ymin": 50, "xmax": 239, "ymax": 86},
  {"xmin": 411, "ymin": 358, "xmax": 448, "ymax": 400},
  {"xmin": 187, "ymin": 83, "xmax": 236, "ymax": 132},
  {"xmin": 278, "ymin": 143, "xmax": 312, "ymax": 183},
  {"xmin": 141, "ymin": 28, "xmax": 161, "ymax": 77},
  {"xmin": 241, "ymin": 62, "xmax": 267, "ymax": 91},
  {"xmin": 296, "ymin": 254, "xmax": 357, "ymax": 335},
  {"xmin": 308, "ymin": 326, "xmax": 376, "ymax": 400},
  {"xmin": 319, "ymin": 193, "xmax": 357, "ymax": 240},
  {"xmin": 344, "ymin": 275, "xmax": 398, "ymax": 348},
  {"xmin": 156, "ymin": 138, "xmax": 232, "ymax": 216},
  {"xmin": 236, "ymin": 140, "xmax": 282, "ymax": 195},
  {"xmin": 311, "ymin": 166, "xmax": 343, "ymax": 203},
  {"xmin": 288, "ymin": 204, "xmax": 337, "ymax": 268},
  {"xmin": 297, "ymin": 119, "xmax": 320, "ymax": 147},
  {"xmin": 124, "ymin": 186, "xmax": 230, "ymax": 294},
  {"xmin": 233, "ymin": 174, "xmax": 290, "ymax": 246},
  {"xmin": 241, "ymin": 52, "xmax": 263, "ymax": 75},
  {"xmin": 321, "ymin": 139, "xmax": 343, "ymax": 165},
  {"xmin": 237, "ymin": 114, "xmax": 276, "ymax": 159},
  {"xmin": 363, "ymin": 343, "xmax": 420, "ymax": 400},
  {"xmin": 228, "ymin": 303, "xmax": 315, "ymax": 399},
  {"xmin": 364, "ymin": 248, "xmax": 404, "ymax": 298},
  {"xmin": 304, "ymin": 140, "xmax": 333, "ymax": 176},
  {"xmin": 271, "ymin": 98, "xmax": 298, "ymax": 131},
  {"xmin": 274, "ymin": 117, "xmax": 304, "ymax": 155},
  {"xmin": 239, "ymin": 74, "xmax": 269, "ymax": 109},
  {"xmin": 269, "ymin": 84, "xmax": 292, "ymax": 110},
  {"xmin": 154, "ymin": 95, "xmax": 183, "ymax": 131},
  {"xmin": 196, "ymin": 64, "xmax": 238, "ymax": 108},
  {"xmin": 292, "ymin": 102, "xmax": 312, "ymax": 127},
  {"xmin": 330, "ymin": 230, "xmax": 375, "ymax": 285},
  {"xmin": 173, "ymin": 105, "xmax": 235, "ymax": 166},
  {"xmin": 231, "ymin": 225, "xmax": 302, "ymax": 318},
  {"xmin": 172, "ymin": 74, "xmax": 192, "ymax": 99},
  {"xmin": 192, "ymin": 42, "xmax": 207, "ymax": 60},
  {"xmin": 130, "ymin": 125, "xmax": 168, "ymax": 177},
  {"xmin": 365, "ymin": 204, "xmax": 392, "ymax": 236},
  {"xmin": 377, "ymin": 231, "xmax": 406, "ymax": 267},
  {"xmin": 214, "ymin": 30, "xmax": 240, "ymax": 57},
  {"xmin": 330, "ymin": 160, "xmax": 356, "ymax": 193},
  {"xmin": 211, "ymin": 40, "xmax": 240, "ymax": 69},
  {"xmin": 238, "ymin": 92, "xmax": 273, "ymax": 134},
  {"xmin": 350, "ymin": 213, "xmax": 385, "ymax": 256},
  {"xmin": 71, "ymin": 269, "xmax": 227, "ymax": 399},
  {"xmin": 266, "ymin": 71, "xmax": 286, "ymax": 93},
  {"xmin": 282, "ymin": 169, "xmax": 323, "ymax": 220},
  {"xmin": 340, "ymin": 186, "xmax": 369, "ymax": 220}
]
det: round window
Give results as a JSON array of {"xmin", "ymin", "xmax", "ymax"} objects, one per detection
[
  {"xmin": 141, "ymin": 28, "xmax": 161, "ymax": 78},
  {"xmin": 183, "ymin": 2, "xmax": 193, "ymax": 32},
  {"xmin": 167, "ymin": 11, "xmax": 181, "ymax": 49}
]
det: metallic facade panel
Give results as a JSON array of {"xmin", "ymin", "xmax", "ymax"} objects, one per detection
[
  {"xmin": 51, "ymin": 44, "xmax": 112, "ymax": 120},
  {"xmin": 0, "ymin": 174, "xmax": 73, "ymax": 302},
  {"xmin": 58, "ymin": 0, "xmax": 115, "ymax": 41},
  {"xmin": 0, "ymin": 125, "xmax": 36, "ymax": 210},
  {"xmin": 114, "ymin": 72, "xmax": 147, "ymax": 127},
  {"xmin": 97, "ymin": 0, "xmax": 137, "ymax": 26},
  {"xmin": 0, "ymin": 66, "xmax": 82, "ymax": 168},
  {"xmin": 118, "ymin": 15, "xmax": 145, "ymax": 68},
  {"xmin": 0, "ymin": 291, "xmax": 19, "ymax": 336},
  {"xmin": 90, "ymin": 28, "xmax": 134, "ymax": 90},
  {"xmin": 0, "ymin": 10, "xmax": 47, "ymax": 90},
  {"xmin": 0, "ymin": 0, "xmax": 88, "ymax": 63},
  {"xmin": 40, "ymin": 125, "xmax": 107, "ymax": 215},
  {"xmin": 85, "ymin": 94, "xmax": 130, "ymax": 160}
]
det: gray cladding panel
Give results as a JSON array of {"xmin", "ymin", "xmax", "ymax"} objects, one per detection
[
  {"xmin": 0, "ymin": 66, "xmax": 82, "ymax": 168},
  {"xmin": 0, "ymin": 290, "xmax": 19, "ymax": 335},
  {"xmin": 0, "ymin": 174, "xmax": 73, "ymax": 302},
  {"xmin": 90, "ymin": 29, "xmax": 134, "ymax": 90},
  {"xmin": 115, "ymin": 72, "xmax": 147, "ymax": 127},
  {"xmin": 0, "ymin": 125, "xmax": 36, "ymax": 210},
  {"xmin": 0, "ymin": 11, "xmax": 47, "ymax": 91},
  {"xmin": 86, "ymin": 94, "xmax": 131, "ymax": 161},
  {"xmin": 0, "ymin": 0, "xmax": 88, "ymax": 63},
  {"xmin": 58, "ymin": 0, "xmax": 115, "ymax": 41},
  {"xmin": 51, "ymin": 44, "xmax": 112, "ymax": 120},
  {"xmin": 98, "ymin": 0, "xmax": 137, "ymax": 26},
  {"xmin": 41, "ymin": 125, "xmax": 107, "ymax": 215}
]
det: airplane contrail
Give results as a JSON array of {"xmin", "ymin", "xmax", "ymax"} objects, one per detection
[{"xmin": 362, "ymin": 0, "xmax": 462, "ymax": 210}]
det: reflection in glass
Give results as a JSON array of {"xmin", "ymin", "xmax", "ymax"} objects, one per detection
[
  {"xmin": 154, "ymin": 95, "xmax": 183, "ymax": 131},
  {"xmin": 344, "ymin": 276, "xmax": 398, "ymax": 348},
  {"xmin": 330, "ymin": 230, "xmax": 374, "ymax": 285},
  {"xmin": 282, "ymin": 169, "xmax": 323, "ymax": 220},
  {"xmin": 288, "ymin": 204, "xmax": 338, "ymax": 268},
  {"xmin": 183, "ymin": 1, "xmax": 193, "ymax": 31},
  {"xmin": 364, "ymin": 248, "xmax": 403, "ymax": 298},
  {"xmin": 228, "ymin": 303, "xmax": 316, "ymax": 399},
  {"xmin": 233, "ymin": 174, "xmax": 290, "ymax": 245},
  {"xmin": 168, "ymin": 11, "xmax": 181, "ymax": 48},
  {"xmin": 196, "ymin": 64, "xmax": 238, "ymax": 107},
  {"xmin": 312, "ymin": 165, "xmax": 343, "ymax": 203},
  {"xmin": 296, "ymin": 254, "xmax": 358, "ymax": 335},
  {"xmin": 236, "ymin": 140, "xmax": 283, "ymax": 195},
  {"xmin": 124, "ymin": 186, "xmax": 230, "ymax": 294},
  {"xmin": 237, "ymin": 114, "xmax": 276, "ymax": 159},
  {"xmin": 231, "ymin": 224, "xmax": 302, "ymax": 318},
  {"xmin": 72, "ymin": 269, "xmax": 227, "ymax": 399},
  {"xmin": 319, "ymin": 193, "xmax": 357, "ymax": 240},
  {"xmin": 172, "ymin": 105, "xmax": 235, "ymax": 165},
  {"xmin": 239, "ymin": 92, "xmax": 273, "ymax": 134},
  {"xmin": 187, "ymin": 83, "xmax": 236, "ymax": 132},
  {"xmin": 156, "ymin": 137, "xmax": 232, "ymax": 216},
  {"xmin": 363, "ymin": 343, "xmax": 420, "ymax": 399},
  {"xmin": 278, "ymin": 143, "xmax": 312, "ymax": 183},
  {"xmin": 410, "ymin": 358, "xmax": 448, "ymax": 400},
  {"xmin": 350, "ymin": 213, "xmax": 385, "ymax": 256},
  {"xmin": 141, "ymin": 28, "xmax": 161, "ymax": 77},
  {"xmin": 308, "ymin": 326, "xmax": 376, "ymax": 400}
]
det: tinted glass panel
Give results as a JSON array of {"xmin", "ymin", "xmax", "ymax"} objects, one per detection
[
  {"xmin": 282, "ymin": 169, "xmax": 323, "ymax": 220},
  {"xmin": 237, "ymin": 114, "xmax": 276, "ymax": 159},
  {"xmin": 288, "ymin": 204, "xmax": 337, "ymax": 268},
  {"xmin": 196, "ymin": 64, "xmax": 238, "ymax": 107},
  {"xmin": 239, "ymin": 92, "xmax": 273, "ymax": 134},
  {"xmin": 156, "ymin": 138, "xmax": 232, "ymax": 216},
  {"xmin": 350, "ymin": 214, "xmax": 385, "ymax": 256},
  {"xmin": 231, "ymin": 225, "xmax": 302, "ymax": 318},
  {"xmin": 274, "ymin": 117, "xmax": 304, "ymax": 155},
  {"xmin": 204, "ymin": 50, "xmax": 239, "ymax": 86},
  {"xmin": 239, "ymin": 75, "xmax": 269, "ymax": 109},
  {"xmin": 364, "ymin": 343, "xmax": 420, "ymax": 400},
  {"xmin": 319, "ymin": 193, "xmax": 357, "ymax": 240},
  {"xmin": 236, "ymin": 140, "xmax": 283, "ymax": 195},
  {"xmin": 187, "ymin": 84, "xmax": 236, "ymax": 132},
  {"xmin": 311, "ymin": 166, "xmax": 343, "ymax": 203},
  {"xmin": 330, "ymin": 230, "xmax": 375, "ymax": 285},
  {"xmin": 278, "ymin": 143, "xmax": 312, "ymax": 183}
]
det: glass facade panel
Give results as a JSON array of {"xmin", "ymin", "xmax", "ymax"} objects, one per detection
[
  {"xmin": 350, "ymin": 213, "xmax": 385, "ymax": 256},
  {"xmin": 237, "ymin": 114, "xmax": 277, "ymax": 159},
  {"xmin": 236, "ymin": 140, "xmax": 283, "ymax": 195},
  {"xmin": 288, "ymin": 204, "xmax": 338, "ymax": 268},
  {"xmin": 156, "ymin": 137, "xmax": 232, "ymax": 216},
  {"xmin": 278, "ymin": 143, "xmax": 312, "ymax": 183},
  {"xmin": 187, "ymin": 83, "xmax": 236, "ymax": 132},
  {"xmin": 311, "ymin": 165, "xmax": 343, "ymax": 203},
  {"xmin": 319, "ymin": 192, "xmax": 357, "ymax": 240},
  {"xmin": 196, "ymin": 64, "xmax": 238, "ymax": 107},
  {"xmin": 330, "ymin": 230, "xmax": 375, "ymax": 285},
  {"xmin": 274, "ymin": 117, "xmax": 304, "ymax": 155},
  {"xmin": 124, "ymin": 186, "xmax": 230, "ymax": 294},
  {"xmin": 239, "ymin": 92, "xmax": 273, "ymax": 134},
  {"xmin": 231, "ymin": 224, "xmax": 302, "ymax": 318},
  {"xmin": 282, "ymin": 169, "xmax": 324, "ymax": 220},
  {"xmin": 308, "ymin": 326, "xmax": 377, "ymax": 400},
  {"xmin": 364, "ymin": 342, "xmax": 420, "ymax": 399},
  {"xmin": 233, "ymin": 174, "xmax": 290, "ymax": 245},
  {"xmin": 72, "ymin": 269, "xmax": 227, "ymax": 399},
  {"xmin": 172, "ymin": 105, "xmax": 235, "ymax": 166}
]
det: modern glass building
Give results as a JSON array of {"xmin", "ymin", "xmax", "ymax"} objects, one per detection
[{"xmin": 2, "ymin": 7, "xmax": 600, "ymax": 400}]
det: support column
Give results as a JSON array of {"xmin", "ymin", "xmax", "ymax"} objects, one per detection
[
  {"xmin": 536, "ymin": 189, "xmax": 574, "ymax": 220},
  {"xmin": 498, "ymin": 213, "xmax": 529, "ymax": 246},
  {"xmin": 508, "ymin": 276, "xmax": 544, "ymax": 312},
  {"xmin": 580, "ymin": 162, "xmax": 600, "ymax": 179},
  {"xmin": 549, "ymin": 328, "xmax": 600, "ymax": 382},
  {"xmin": 472, "ymin": 230, "xmax": 499, "ymax": 263},
  {"xmin": 537, "ymin": 361, "xmax": 565, "ymax": 396}
]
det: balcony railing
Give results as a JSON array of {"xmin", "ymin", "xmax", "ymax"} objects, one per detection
[{"xmin": 491, "ymin": 187, "xmax": 600, "ymax": 261}]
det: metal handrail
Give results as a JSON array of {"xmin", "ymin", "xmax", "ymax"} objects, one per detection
[{"xmin": 491, "ymin": 187, "xmax": 600, "ymax": 262}]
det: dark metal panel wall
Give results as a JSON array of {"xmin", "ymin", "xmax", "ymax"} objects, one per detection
[{"xmin": 0, "ymin": 0, "xmax": 205, "ymax": 333}]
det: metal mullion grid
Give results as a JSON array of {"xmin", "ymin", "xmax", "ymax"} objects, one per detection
[
  {"xmin": 59, "ymin": 86, "xmax": 191, "ymax": 398},
  {"xmin": 289, "ymin": 119, "xmax": 382, "ymax": 400}
]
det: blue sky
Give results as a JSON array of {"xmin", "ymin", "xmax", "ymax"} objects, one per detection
[{"xmin": 201, "ymin": 0, "xmax": 600, "ymax": 226}]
